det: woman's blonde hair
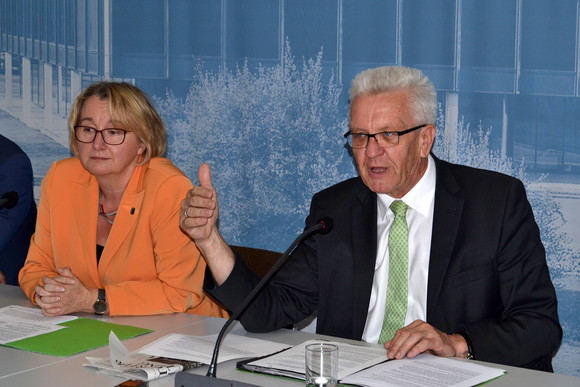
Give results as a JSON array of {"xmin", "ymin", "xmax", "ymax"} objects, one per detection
[{"xmin": 68, "ymin": 81, "xmax": 166, "ymax": 164}]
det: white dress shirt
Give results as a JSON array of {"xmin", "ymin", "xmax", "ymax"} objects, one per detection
[{"xmin": 362, "ymin": 154, "xmax": 436, "ymax": 343}]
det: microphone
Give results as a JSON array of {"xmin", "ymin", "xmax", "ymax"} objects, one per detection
[
  {"xmin": 175, "ymin": 217, "xmax": 333, "ymax": 387},
  {"xmin": 0, "ymin": 191, "xmax": 18, "ymax": 210}
]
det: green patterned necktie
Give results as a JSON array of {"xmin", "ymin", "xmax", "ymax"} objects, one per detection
[{"xmin": 379, "ymin": 200, "xmax": 409, "ymax": 344}]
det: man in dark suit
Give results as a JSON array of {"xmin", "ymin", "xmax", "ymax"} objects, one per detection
[
  {"xmin": 0, "ymin": 134, "xmax": 37, "ymax": 285},
  {"xmin": 180, "ymin": 66, "xmax": 561, "ymax": 371}
]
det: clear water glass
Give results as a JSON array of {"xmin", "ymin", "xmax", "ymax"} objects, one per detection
[{"xmin": 305, "ymin": 343, "xmax": 338, "ymax": 387}]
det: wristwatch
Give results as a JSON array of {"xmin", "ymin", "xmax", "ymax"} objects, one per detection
[{"xmin": 93, "ymin": 288, "xmax": 108, "ymax": 315}]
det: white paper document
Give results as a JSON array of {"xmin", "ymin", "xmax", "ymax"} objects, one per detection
[
  {"xmin": 0, "ymin": 305, "xmax": 77, "ymax": 344},
  {"xmin": 138, "ymin": 332, "xmax": 290, "ymax": 365},
  {"xmin": 340, "ymin": 353, "xmax": 506, "ymax": 387},
  {"xmin": 84, "ymin": 331, "xmax": 203, "ymax": 382},
  {"xmin": 240, "ymin": 339, "xmax": 387, "ymax": 380},
  {"xmin": 85, "ymin": 331, "xmax": 290, "ymax": 382},
  {"xmin": 238, "ymin": 339, "xmax": 506, "ymax": 386},
  {"xmin": 85, "ymin": 331, "xmax": 505, "ymax": 385}
]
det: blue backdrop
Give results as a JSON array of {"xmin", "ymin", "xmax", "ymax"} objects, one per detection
[{"xmin": 1, "ymin": 0, "xmax": 578, "ymax": 376}]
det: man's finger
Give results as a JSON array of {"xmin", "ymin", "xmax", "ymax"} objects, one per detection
[{"xmin": 198, "ymin": 163, "xmax": 214, "ymax": 190}]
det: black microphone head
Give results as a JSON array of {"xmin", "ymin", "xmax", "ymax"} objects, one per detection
[
  {"xmin": 1, "ymin": 191, "xmax": 18, "ymax": 209},
  {"xmin": 317, "ymin": 217, "xmax": 333, "ymax": 235}
]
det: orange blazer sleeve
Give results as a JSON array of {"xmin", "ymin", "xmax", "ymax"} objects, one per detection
[{"xmin": 19, "ymin": 158, "xmax": 227, "ymax": 318}]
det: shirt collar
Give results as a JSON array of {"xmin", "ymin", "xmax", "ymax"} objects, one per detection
[{"xmin": 377, "ymin": 154, "xmax": 436, "ymax": 220}]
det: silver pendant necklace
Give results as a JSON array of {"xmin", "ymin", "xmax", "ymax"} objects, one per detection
[{"xmin": 99, "ymin": 198, "xmax": 118, "ymax": 225}]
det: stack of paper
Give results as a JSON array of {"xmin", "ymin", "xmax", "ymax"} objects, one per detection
[
  {"xmin": 0, "ymin": 305, "xmax": 77, "ymax": 344},
  {"xmin": 0, "ymin": 305, "xmax": 153, "ymax": 356},
  {"xmin": 84, "ymin": 332, "xmax": 203, "ymax": 382}
]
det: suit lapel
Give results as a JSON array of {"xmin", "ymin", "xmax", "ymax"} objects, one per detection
[
  {"xmin": 71, "ymin": 171, "xmax": 99, "ymax": 278},
  {"xmin": 427, "ymin": 158, "xmax": 464, "ymax": 319},
  {"xmin": 351, "ymin": 185, "xmax": 377, "ymax": 339}
]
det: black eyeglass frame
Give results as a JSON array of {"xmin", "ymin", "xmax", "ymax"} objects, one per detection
[
  {"xmin": 74, "ymin": 126, "xmax": 128, "ymax": 145},
  {"xmin": 343, "ymin": 124, "xmax": 428, "ymax": 148}
]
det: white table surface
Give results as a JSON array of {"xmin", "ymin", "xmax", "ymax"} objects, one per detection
[{"xmin": 1, "ymin": 284, "xmax": 579, "ymax": 387}]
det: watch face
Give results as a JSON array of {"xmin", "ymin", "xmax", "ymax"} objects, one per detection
[{"xmin": 93, "ymin": 300, "xmax": 108, "ymax": 314}]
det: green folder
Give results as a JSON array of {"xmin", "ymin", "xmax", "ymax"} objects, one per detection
[{"xmin": 4, "ymin": 318, "xmax": 153, "ymax": 357}]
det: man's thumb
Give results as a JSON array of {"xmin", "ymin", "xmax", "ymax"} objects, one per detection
[{"xmin": 198, "ymin": 163, "xmax": 214, "ymax": 189}]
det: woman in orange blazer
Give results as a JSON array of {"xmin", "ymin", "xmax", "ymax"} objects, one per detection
[{"xmin": 19, "ymin": 81, "xmax": 227, "ymax": 318}]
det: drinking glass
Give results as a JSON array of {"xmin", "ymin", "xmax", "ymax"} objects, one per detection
[{"xmin": 305, "ymin": 343, "xmax": 338, "ymax": 387}]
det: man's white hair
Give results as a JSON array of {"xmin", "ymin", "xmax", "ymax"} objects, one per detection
[{"xmin": 349, "ymin": 66, "xmax": 437, "ymax": 125}]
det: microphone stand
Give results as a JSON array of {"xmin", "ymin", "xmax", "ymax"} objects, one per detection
[{"xmin": 175, "ymin": 218, "xmax": 332, "ymax": 387}]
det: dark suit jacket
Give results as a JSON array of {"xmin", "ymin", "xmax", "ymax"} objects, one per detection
[
  {"xmin": 0, "ymin": 134, "xmax": 37, "ymax": 285},
  {"xmin": 206, "ymin": 155, "xmax": 561, "ymax": 371}
]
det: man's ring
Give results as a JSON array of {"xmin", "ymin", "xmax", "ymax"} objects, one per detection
[{"xmin": 184, "ymin": 208, "xmax": 189, "ymax": 218}]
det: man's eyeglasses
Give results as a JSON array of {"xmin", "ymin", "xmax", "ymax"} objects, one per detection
[
  {"xmin": 344, "ymin": 124, "xmax": 427, "ymax": 149},
  {"xmin": 74, "ymin": 126, "xmax": 128, "ymax": 145}
]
